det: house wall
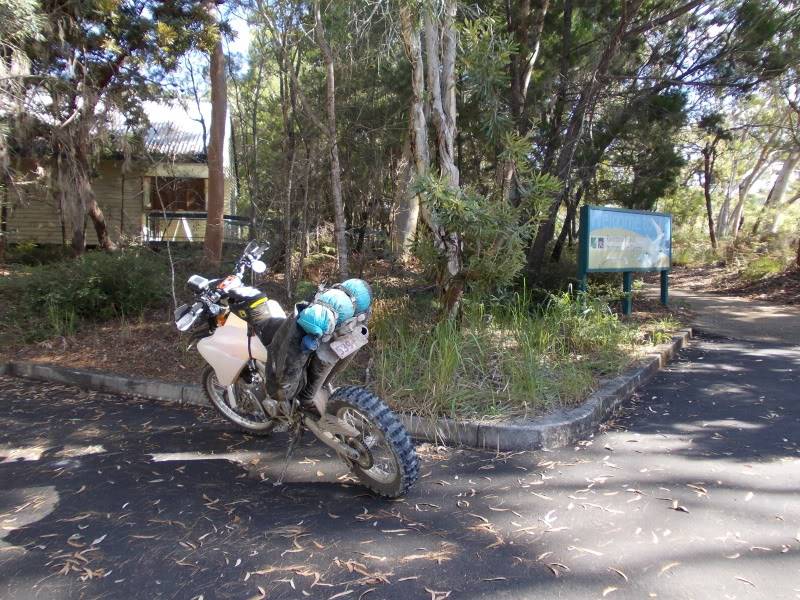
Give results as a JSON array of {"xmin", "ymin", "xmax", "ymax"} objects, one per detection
[{"xmin": 5, "ymin": 159, "xmax": 235, "ymax": 245}]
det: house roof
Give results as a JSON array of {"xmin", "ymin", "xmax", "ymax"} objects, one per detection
[
  {"xmin": 138, "ymin": 101, "xmax": 231, "ymax": 168},
  {"xmin": 6, "ymin": 95, "xmax": 231, "ymax": 168}
]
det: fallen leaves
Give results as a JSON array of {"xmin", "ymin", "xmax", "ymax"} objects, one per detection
[
  {"xmin": 602, "ymin": 568, "xmax": 626, "ymax": 585},
  {"xmin": 669, "ymin": 499, "xmax": 690, "ymax": 513},
  {"xmin": 401, "ymin": 542, "xmax": 457, "ymax": 565},
  {"xmin": 546, "ymin": 563, "xmax": 570, "ymax": 577}
]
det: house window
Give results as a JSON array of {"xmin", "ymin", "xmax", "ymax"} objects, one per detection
[{"xmin": 150, "ymin": 177, "xmax": 206, "ymax": 211}]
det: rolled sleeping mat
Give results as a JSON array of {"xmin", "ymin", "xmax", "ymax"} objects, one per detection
[
  {"xmin": 335, "ymin": 279, "xmax": 373, "ymax": 315},
  {"xmin": 297, "ymin": 303, "xmax": 336, "ymax": 337}
]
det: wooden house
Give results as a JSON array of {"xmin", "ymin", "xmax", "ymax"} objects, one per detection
[{"xmin": 3, "ymin": 101, "xmax": 247, "ymax": 246}]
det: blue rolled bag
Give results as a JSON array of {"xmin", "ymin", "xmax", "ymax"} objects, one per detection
[
  {"xmin": 297, "ymin": 279, "xmax": 373, "ymax": 341},
  {"xmin": 291, "ymin": 279, "xmax": 373, "ymax": 409}
]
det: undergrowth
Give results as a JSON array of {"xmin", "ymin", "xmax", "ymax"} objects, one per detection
[
  {"xmin": 368, "ymin": 290, "xmax": 641, "ymax": 420},
  {"xmin": 0, "ymin": 250, "xmax": 170, "ymax": 341}
]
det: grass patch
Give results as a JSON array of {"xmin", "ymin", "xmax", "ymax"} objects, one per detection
[
  {"xmin": 740, "ymin": 255, "xmax": 785, "ymax": 282},
  {"xmin": 367, "ymin": 290, "xmax": 640, "ymax": 421}
]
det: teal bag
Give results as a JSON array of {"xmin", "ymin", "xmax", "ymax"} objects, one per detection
[
  {"xmin": 297, "ymin": 303, "xmax": 336, "ymax": 337},
  {"xmin": 338, "ymin": 279, "xmax": 372, "ymax": 315},
  {"xmin": 317, "ymin": 289, "xmax": 354, "ymax": 325}
]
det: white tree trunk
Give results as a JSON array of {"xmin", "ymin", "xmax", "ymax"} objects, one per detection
[
  {"xmin": 390, "ymin": 136, "xmax": 418, "ymax": 260},
  {"xmin": 716, "ymin": 153, "xmax": 738, "ymax": 239},
  {"xmin": 401, "ymin": 1, "xmax": 464, "ymax": 318},
  {"xmin": 732, "ymin": 136, "xmax": 778, "ymax": 239},
  {"xmin": 766, "ymin": 152, "xmax": 800, "ymax": 234}
]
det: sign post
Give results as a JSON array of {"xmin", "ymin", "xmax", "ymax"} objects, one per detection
[{"xmin": 577, "ymin": 206, "xmax": 672, "ymax": 314}]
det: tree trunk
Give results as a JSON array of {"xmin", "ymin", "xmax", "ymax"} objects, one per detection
[
  {"xmin": 753, "ymin": 151, "xmax": 800, "ymax": 235},
  {"xmin": 551, "ymin": 184, "xmax": 584, "ymax": 262},
  {"xmin": 716, "ymin": 151, "xmax": 739, "ymax": 239},
  {"xmin": 204, "ymin": 23, "xmax": 227, "ymax": 266},
  {"xmin": 424, "ymin": 0, "xmax": 464, "ymax": 318},
  {"xmin": 527, "ymin": 0, "xmax": 643, "ymax": 274},
  {"xmin": 283, "ymin": 145, "xmax": 296, "ymax": 297},
  {"xmin": 702, "ymin": 144, "xmax": 717, "ymax": 251},
  {"xmin": 390, "ymin": 136, "xmax": 417, "ymax": 261},
  {"xmin": 400, "ymin": 2, "xmax": 464, "ymax": 319},
  {"xmin": 541, "ymin": 0, "xmax": 573, "ymax": 174},
  {"xmin": 314, "ymin": 0, "xmax": 349, "ymax": 279},
  {"xmin": 400, "ymin": 7, "xmax": 430, "ymax": 175},
  {"xmin": 296, "ymin": 143, "xmax": 312, "ymax": 285}
]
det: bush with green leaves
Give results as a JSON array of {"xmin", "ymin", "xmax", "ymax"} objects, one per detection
[
  {"xmin": 0, "ymin": 250, "xmax": 169, "ymax": 340},
  {"xmin": 413, "ymin": 172, "xmax": 558, "ymax": 298}
]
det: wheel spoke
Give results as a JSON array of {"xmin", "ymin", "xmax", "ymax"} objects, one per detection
[{"xmin": 337, "ymin": 406, "xmax": 399, "ymax": 484}]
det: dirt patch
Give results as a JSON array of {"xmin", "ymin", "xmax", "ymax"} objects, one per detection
[
  {"xmin": 0, "ymin": 261, "xmax": 425, "ymax": 386},
  {"xmin": 0, "ymin": 310, "xmax": 207, "ymax": 383},
  {"xmin": 668, "ymin": 265, "xmax": 800, "ymax": 305}
]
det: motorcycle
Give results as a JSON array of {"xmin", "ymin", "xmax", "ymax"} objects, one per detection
[{"xmin": 173, "ymin": 241, "xmax": 419, "ymax": 497}]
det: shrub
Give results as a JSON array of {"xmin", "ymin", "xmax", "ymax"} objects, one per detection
[
  {"xmin": 412, "ymin": 171, "xmax": 560, "ymax": 301},
  {"xmin": 741, "ymin": 255, "xmax": 785, "ymax": 282},
  {"xmin": 0, "ymin": 250, "xmax": 169, "ymax": 340}
]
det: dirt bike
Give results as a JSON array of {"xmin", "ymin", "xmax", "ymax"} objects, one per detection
[{"xmin": 174, "ymin": 241, "xmax": 419, "ymax": 497}]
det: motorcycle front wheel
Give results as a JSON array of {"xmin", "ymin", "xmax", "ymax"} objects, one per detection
[
  {"xmin": 328, "ymin": 386, "xmax": 419, "ymax": 498},
  {"xmin": 202, "ymin": 366, "xmax": 275, "ymax": 435}
]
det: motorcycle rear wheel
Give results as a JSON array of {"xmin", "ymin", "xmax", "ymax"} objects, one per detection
[
  {"xmin": 202, "ymin": 366, "xmax": 275, "ymax": 435},
  {"xmin": 328, "ymin": 386, "xmax": 419, "ymax": 498}
]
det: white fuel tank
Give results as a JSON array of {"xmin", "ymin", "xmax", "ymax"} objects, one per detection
[{"xmin": 197, "ymin": 313, "xmax": 270, "ymax": 386}]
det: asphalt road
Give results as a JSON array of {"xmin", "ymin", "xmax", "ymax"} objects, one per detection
[{"xmin": 1, "ymin": 334, "xmax": 799, "ymax": 600}]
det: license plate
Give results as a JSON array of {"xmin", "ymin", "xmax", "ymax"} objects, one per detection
[{"xmin": 330, "ymin": 330, "xmax": 368, "ymax": 359}]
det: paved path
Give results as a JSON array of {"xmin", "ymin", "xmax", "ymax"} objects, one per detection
[
  {"xmin": 1, "ymin": 292, "xmax": 799, "ymax": 599},
  {"xmin": 656, "ymin": 286, "xmax": 800, "ymax": 345}
]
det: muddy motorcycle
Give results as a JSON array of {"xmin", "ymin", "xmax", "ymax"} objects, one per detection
[{"xmin": 174, "ymin": 242, "xmax": 419, "ymax": 497}]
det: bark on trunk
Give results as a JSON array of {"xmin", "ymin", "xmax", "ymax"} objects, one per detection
[
  {"xmin": 731, "ymin": 129, "xmax": 779, "ymax": 239},
  {"xmin": 753, "ymin": 152, "xmax": 800, "ymax": 235},
  {"xmin": 283, "ymin": 146, "xmax": 296, "ymax": 297},
  {"xmin": 702, "ymin": 143, "xmax": 717, "ymax": 251},
  {"xmin": 400, "ymin": 2, "xmax": 464, "ymax": 319},
  {"xmin": 314, "ymin": 1, "xmax": 349, "ymax": 279},
  {"xmin": 716, "ymin": 150, "xmax": 739, "ymax": 239},
  {"xmin": 204, "ymin": 27, "xmax": 227, "ymax": 266},
  {"xmin": 551, "ymin": 184, "xmax": 583, "ymax": 263},
  {"xmin": 424, "ymin": 0, "xmax": 464, "ymax": 317},
  {"xmin": 390, "ymin": 136, "xmax": 417, "ymax": 261}
]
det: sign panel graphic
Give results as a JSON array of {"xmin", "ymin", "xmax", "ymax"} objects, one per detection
[{"xmin": 582, "ymin": 206, "xmax": 671, "ymax": 272}]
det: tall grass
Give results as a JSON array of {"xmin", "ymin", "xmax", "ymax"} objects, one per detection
[{"xmin": 370, "ymin": 290, "xmax": 637, "ymax": 420}]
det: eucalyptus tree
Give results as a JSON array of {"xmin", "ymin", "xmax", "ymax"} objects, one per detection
[
  {"xmin": 205, "ymin": 0, "xmax": 229, "ymax": 266},
  {"xmin": 11, "ymin": 0, "xmax": 214, "ymax": 254}
]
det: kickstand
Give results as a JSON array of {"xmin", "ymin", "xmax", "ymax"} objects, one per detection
[{"xmin": 274, "ymin": 424, "xmax": 303, "ymax": 486}]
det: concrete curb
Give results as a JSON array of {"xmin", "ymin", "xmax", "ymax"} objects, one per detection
[
  {"xmin": 1, "ymin": 328, "xmax": 690, "ymax": 451},
  {"xmin": 399, "ymin": 328, "xmax": 692, "ymax": 450},
  {"xmin": 1, "ymin": 362, "xmax": 209, "ymax": 407}
]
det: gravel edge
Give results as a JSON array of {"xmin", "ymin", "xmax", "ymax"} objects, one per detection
[{"xmin": 0, "ymin": 328, "xmax": 690, "ymax": 451}]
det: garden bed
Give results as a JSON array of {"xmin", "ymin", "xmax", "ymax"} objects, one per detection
[{"xmin": 1, "ymin": 250, "xmax": 687, "ymax": 421}]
